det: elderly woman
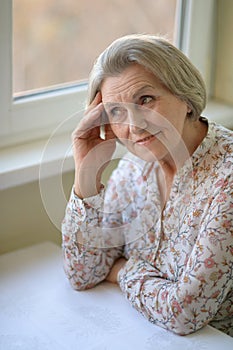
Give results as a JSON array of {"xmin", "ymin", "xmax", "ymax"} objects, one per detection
[{"xmin": 62, "ymin": 34, "xmax": 233, "ymax": 336}]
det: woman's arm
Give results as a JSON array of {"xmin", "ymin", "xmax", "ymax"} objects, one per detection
[
  {"xmin": 62, "ymin": 187, "xmax": 123, "ymax": 290},
  {"xmin": 62, "ymin": 91, "xmax": 125, "ymax": 290},
  {"xmin": 117, "ymin": 176, "xmax": 233, "ymax": 335}
]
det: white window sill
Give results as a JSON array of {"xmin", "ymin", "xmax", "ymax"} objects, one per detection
[
  {"xmin": 0, "ymin": 134, "xmax": 74, "ymax": 190},
  {"xmin": 0, "ymin": 100, "xmax": 232, "ymax": 190},
  {"xmin": 0, "ymin": 132, "xmax": 126, "ymax": 190}
]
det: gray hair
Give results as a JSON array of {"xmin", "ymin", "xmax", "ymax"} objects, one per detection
[{"xmin": 87, "ymin": 34, "xmax": 206, "ymax": 119}]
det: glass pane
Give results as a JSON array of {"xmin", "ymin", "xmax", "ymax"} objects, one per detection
[{"xmin": 13, "ymin": 0, "xmax": 177, "ymax": 97}]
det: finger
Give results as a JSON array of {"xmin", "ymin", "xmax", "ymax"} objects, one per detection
[
  {"xmin": 104, "ymin": 123, "xmax": 117, "ymax": 140},
  {"xmin": 82, "ymin": 103, "xmax": 104, "ymax": 128},
  {"xmin": 87, "ymin": 91, "xmax": 102, "ymax": 109},
  {"xmin": 73, "ymin": 104, "xmax": 104, "ymax": 138},
  {"xmin": 74, "ymin": 91, "xmax": 103, "ymax": 135}
]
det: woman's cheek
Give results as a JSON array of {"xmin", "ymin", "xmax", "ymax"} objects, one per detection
[{"xmin": 111, "ymin": 124, "xmax": 127, "ymax": 139}]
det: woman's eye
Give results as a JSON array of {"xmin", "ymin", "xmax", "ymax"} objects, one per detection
[
  {"xmin": 141, "ymin": 96, "xmax": 153, "ymax": 105},
  {"xmin": 109, "ymin": 106, "xmax": 127, "ymax": 119}
]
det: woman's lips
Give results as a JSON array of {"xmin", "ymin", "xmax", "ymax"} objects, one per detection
[{"xmin": 136, "ymin": 132, "xmax": 161, "ymax": 145}]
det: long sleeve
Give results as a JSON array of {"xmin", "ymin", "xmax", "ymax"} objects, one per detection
[
  {"xmin": 61, "ymin": 154, "xmax": 151, "ymax": 291},
  {"xmin": 62, "ymin": 186, "xmax": 123, "ymax": 290},
  {"xmin": 118, "ymin": 172, "xmax": 233, "ymax": 335}
]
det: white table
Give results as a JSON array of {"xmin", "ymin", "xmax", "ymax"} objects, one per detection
[{"xmin": 0, "ymin": 242, "xmax": 232, "ymax": 350}]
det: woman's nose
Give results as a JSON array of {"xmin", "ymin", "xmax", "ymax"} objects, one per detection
[{"xmin": 128, "ymin": 108, "xmax": 148, "ymax": 133}]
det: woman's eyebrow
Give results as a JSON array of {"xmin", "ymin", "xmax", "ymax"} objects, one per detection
[
  {"xmin": 132, "ymin": 85, "xmax": 154, "ymax": 100},
  {"xmin": 104, "ymin": 102, "xmax": 120, "ymax": 110},
  {"xmin": 103, "ymin": 85, "xmax": 155, "ymax": 109}
]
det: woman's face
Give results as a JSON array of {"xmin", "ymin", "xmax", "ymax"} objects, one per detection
[{"xmin": 101, "ymin": 63, "xmax": 191, "ymax": 162}]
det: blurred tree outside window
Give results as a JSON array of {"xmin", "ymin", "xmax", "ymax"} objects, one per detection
[{"xmin": 13, "ymin": 0, "xmax": 177, "ymax": 97}]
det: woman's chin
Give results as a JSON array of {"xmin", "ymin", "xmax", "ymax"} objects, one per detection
[{"xmin": 129, "ymin": 147, "xmax": 159, "ymax": 162}]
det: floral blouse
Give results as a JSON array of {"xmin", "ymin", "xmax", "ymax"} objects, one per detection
[{"xmin": 62, "ymin": 120, "xmax": 233, "ymax": 337}]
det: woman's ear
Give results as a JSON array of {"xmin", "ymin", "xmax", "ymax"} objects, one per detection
[
  {"xmin": 187, "ymin": 105, "xmax": 192, "ymax": 114},
  {"xmin": 186, "ymin": 104, "xmax": 196, "ymax": 120}
]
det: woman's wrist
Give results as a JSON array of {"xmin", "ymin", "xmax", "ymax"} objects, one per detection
[
  {"xmin": 73, "ymin": 181, "xmax": 104, "ymax": 200},
  {"xmin": 74, "ymin": 168, "xmax": 102, "ymax": 199}
]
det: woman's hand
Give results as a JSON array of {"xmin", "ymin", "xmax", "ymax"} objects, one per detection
[
  {"xmin": 72, "ymin": 92, "xmax": 116, "ymax": 198},
  {"xmin": 106, "ymin": 258, "xmax": 127, "ymax": 284}
]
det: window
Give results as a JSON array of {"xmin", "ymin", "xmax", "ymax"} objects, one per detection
[
  {"xmin": 0, "ymin": 0, "xmax": 177, "ymax": 149},
  {"xmin": 13, "ymin": 0, "xmax": 177, "ymax": 96},
  {"xmin": 0, "ymin": 0, "xmax": 232, "ymax": 151}
]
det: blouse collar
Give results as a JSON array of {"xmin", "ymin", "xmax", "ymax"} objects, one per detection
[{"xmin": 191, "ymin": 117, "xmax": 216, "ymax": 167}]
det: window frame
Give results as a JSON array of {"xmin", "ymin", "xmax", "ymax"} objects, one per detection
[
  {"xmin": 0, "ymin": 0, "xmax": 230, "ymax": 150},
  {"xmin": 175, "ymin": 0, "xmax": 216, "ymax": 97},
  {"xmin": 0, "ymin": 0, "xmax": 88, "ymax": 148}
]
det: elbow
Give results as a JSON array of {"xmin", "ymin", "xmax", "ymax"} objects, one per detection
[
  {"xmin": 163, "ymin": 298, "xmax": 208, "ymax": 335},
  {"xmin": 63, "ymin": 266, "xmax": 100, "ymax": 291},
  {"xmin": 162, "ymin": 312, "xmax": 207, "ymax": 336},
  {"xmin": 152, "ymin": 319, "xmax": 203, "ymax": 336},
  {"xmin": 63, "ymin": 265, "xmax": 88, "ymax": 291},
  {"xmin": 69, "ymin": 280, "xmax": 94, "ymax": 291},
  {"xmin": 147, "ymin": 307, "xmax": 206, "ymax": 336},
  {"xmin": 64, "ymin": 270, "xmax": 94, "ymax": 291},
  {"xmin": 168, "ymin": 324, "xmax": 198, "ymax": 336}
]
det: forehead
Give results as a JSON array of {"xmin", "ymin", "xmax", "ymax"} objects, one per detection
[{"xmin": 101, "ymin": 64, "xmax": 160, "ymax": 103}]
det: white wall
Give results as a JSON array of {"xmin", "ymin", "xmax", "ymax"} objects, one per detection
[
  {"xmin": 215, "ymin": 0, "xmax": 233, "ymax": 104},
  {"xmin": 0, "ymin": 160, "xmax": 119, "ymax": 254},
  {"xmin": 0, "ymin": 172, "xmax": 73, "ymax": 254}
]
